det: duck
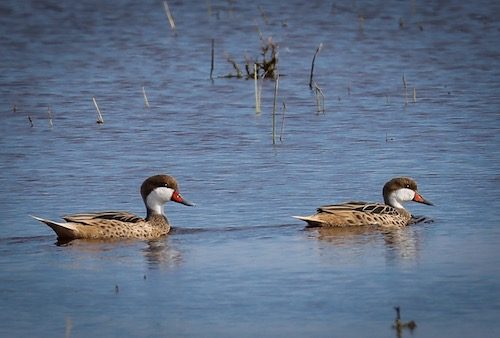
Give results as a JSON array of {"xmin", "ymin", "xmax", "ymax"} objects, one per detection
[
  {"xmin": 293, "ymin": 177, "xmax": 433, "ymax": 228},
  {"xmin": 31, "ymin": 174, "xmax": 194, "ymax": 240}
]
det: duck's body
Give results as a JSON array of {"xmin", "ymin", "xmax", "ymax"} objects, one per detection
[
  {"xmin": 294, "ymin": 177, "xmax": 432, "ymax": 228},
  {"xmin": 32, "ymin": 175, "xmax": 194, "ymax": 240}
]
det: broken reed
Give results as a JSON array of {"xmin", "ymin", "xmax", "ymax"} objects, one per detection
[
  {"xmin": 163, "ymin": 1, "xmax": 176, "ymax": 34},
  {"xmin": 93, "ymin": 97, "xmax": 104, "ymax": 124},
  {"xmin": 309, "ymin": 43, "xmax": 325, "ymax": 113},
  {"xmin": 254, "ymin": 63, "xmax": 262, "ymax": 113},
  {"xmin": 309, "ymin": 43, "xmax": 323, "ymax": 90},
  {"xmin": 142, "ymin": 86, "xmax": 150, "ymax": 108}
]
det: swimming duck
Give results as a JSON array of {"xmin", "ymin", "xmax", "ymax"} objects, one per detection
[
  {"xmin": 32, "ymin": 174, "xmax": 194, "ymax": 240},
  {"xmin": 293, "ymin": 177, "xmax": 432, "ymax": 227}
]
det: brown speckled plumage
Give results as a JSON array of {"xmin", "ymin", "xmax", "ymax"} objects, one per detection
[
  {"xmin": 294, "ymin": 177, "xmax": 432, "ymax": 228},
  {"xmin": 32, "ymin": 175, "xmax": 193, "ymax": 240}
]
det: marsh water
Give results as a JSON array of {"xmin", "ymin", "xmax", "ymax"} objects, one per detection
[{"xmin": 1, "ymin": 0, "xmax": 499, "ymax": 337}]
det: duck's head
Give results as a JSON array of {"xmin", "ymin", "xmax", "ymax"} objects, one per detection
[
  {"xmin": 383, "ymin": 177, "xmax": 433, "ymax": 210},
  {"xmin": 141, "ymin": 174, "xmax": 194, "ymax": 215}
]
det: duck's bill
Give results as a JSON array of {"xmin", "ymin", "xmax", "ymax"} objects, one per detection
[
  {"xmin": 413, "ymin": 192, "xmax": 433, "ymax": 206},
  {"xmin": 172, "ymin": 191, "xmax": 195, "ymax": 206}
]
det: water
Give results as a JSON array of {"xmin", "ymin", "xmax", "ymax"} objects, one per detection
[{"xmin": 1, "ymin": 0, "xmax": 499, "ymax": 337}]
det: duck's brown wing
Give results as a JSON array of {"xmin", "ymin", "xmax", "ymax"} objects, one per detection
[
  {"xmin": 62, "ymin": 211, "xmax": 144, "ymax": 224},
  {"xmin": 318, "ymin": 201, "xmax": 399, "ymax": 216}
]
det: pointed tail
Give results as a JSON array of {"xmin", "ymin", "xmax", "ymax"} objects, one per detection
[
  {"xmin": 292, "ymin": 215, "xmax": 328, "ymax": 228},
  {"xmin": 30, "ymin": 215, "xmax": 78, "ymax": 239}
]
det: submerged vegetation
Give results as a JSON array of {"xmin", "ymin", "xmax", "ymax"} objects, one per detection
[{"xmin": 218, "ymin": 36, "xmax": 278, "ymax": 80}]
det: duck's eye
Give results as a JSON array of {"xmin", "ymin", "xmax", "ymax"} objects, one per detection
[{"xmin": 405, "ymin": 184, "xmax": 410, "ymax": 188}]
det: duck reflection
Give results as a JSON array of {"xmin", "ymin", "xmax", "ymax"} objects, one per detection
[
  {"xmin": 142, "ymin": 239, "xmax": 182, "ymax": 268},
  {"xmin": 56, "ymin": 237, "xmax": 182, "ymax": 269},
  {"xmin": 381, "ymin": 227, "xmax": 420, "ymax": 262},
  {"xmin": 308, "ymin": 220, "xmax": 427, "ymax": 263}
]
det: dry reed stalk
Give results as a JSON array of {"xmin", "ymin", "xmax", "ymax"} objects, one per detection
[
  {"xmin": 254, "ymin": 63, "xmax": 261, "ymax": 113},
  {"xmin": 402, "ymin": 73, "xmax": 408, "ymax": 105},
  {"xmin": 163, "ymin": 1, "xmax": 176, "ymax": 34},
  {"xmin": 28, "ymin": 115, "xmax": 34, "ymax": 128},
  {"xmin": 47, "ymin": 106, "xmax": 53, "ymax": 128},
  {"xmin": 93, "ymin": 97, "xmax": 104, "ymax": 124},
  {"xmin": 142, "ymin": 86, "xmax": 150, "ymax": 108},
  {"xmin": 279, "ymin": 100, "xmax": 286, "ymax": 142},
  {"xmin": 272, "ymin": 68, "xmax": 280, "ymax": 144},
  {"xmin": 210, "ymin": 39, "xmax": 215, "ymax": 80},
  {"xmin": 413, "ymin": 87, "xmax": 416, "ymax": 102},
  {"xmin": 309, "ymin": 43, "xmax": 323, "ymax": 90}
]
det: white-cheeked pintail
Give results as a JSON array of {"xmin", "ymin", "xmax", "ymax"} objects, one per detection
[
  {"xmin": 294, "ymin": 177, "xmax": 433, "ymax": 228},
  {"xmin": 32, "ymin": 174, "xmax": 194, "ymax": 240}
]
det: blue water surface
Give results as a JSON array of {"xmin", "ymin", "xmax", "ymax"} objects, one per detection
[{"xmin": 1, "ymin": 0, "xmax": 499, "ymax": 337}]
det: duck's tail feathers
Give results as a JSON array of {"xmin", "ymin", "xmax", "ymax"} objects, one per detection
[
  {"xmin": 292, "ymin": 215, "xmax": 328, "ymax": 228},
  {"xmin": 30, "ymin": 215, "xmax": 78, "ymax": 239}
]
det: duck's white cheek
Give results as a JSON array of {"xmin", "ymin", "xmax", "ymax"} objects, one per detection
[
  {"xmin": 395, "ymin": 188, "xmax": 415, "ymax": 201},
  {"xmin": 146, "ymin": 188, "xmax": 175, "ymax": 211},
  {"xmin": 155, "ymin": 187, "xmax": 174, "ymax": 202}
]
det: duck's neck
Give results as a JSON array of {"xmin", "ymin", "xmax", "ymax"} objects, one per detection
[
  {"xmin": 386, "ymin": 196, "xmax": 406, "ymax": 210},
  {"xmin": 144, "ymin": 190, "xmax": 171, "ymax": 226},
  {"xmin": 146, "ymin": 209, "xmax": 170, "ymax": 227}
]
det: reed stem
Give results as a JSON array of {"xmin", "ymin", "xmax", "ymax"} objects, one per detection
[
  {"xmin": 309, "ymin": 43, "xmax": 323, "ymax": 90},
  {"xmin": 272, "ymin": 69, "xmax": 279, "ymax": 144},
  {"xmin": 254, "ymin": 63, "xmax": 261, "ymax": 114},
  {"xmin": 402, "ymin": 73, "xmax": 408, "ymax": 105},
  {"xmin": 279, "ymin": 100, "xmax": 286, "ymax": 142},
  {"xmin": 163, "ymin": 1, "xmax": 176, "ymax": 34},
  {"xmin": 210, "ymin": 39, "xmax": 215, "ymax": 81},
  {"xmin": 93, "ymin": 97, "xmax": 104, "ymax": 124},
  {"xmin": 142, "ymin": 86, "xmax": 150, "ymax": 108},
  {"xmin": 47, "ymin": 106, "xmax": 53, "ymax": 128},
  {"xmin": 313, "ymin": 81, "xmax": 325, "ymax": 114}
]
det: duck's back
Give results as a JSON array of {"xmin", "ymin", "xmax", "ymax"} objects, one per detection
[
  {"xmin": 295, "ymin": 201, "xmax": 410, "ymax": 227},
  {"xmin": 34, "ymin": 211, "xmax": 170, "ymax": 240}
]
